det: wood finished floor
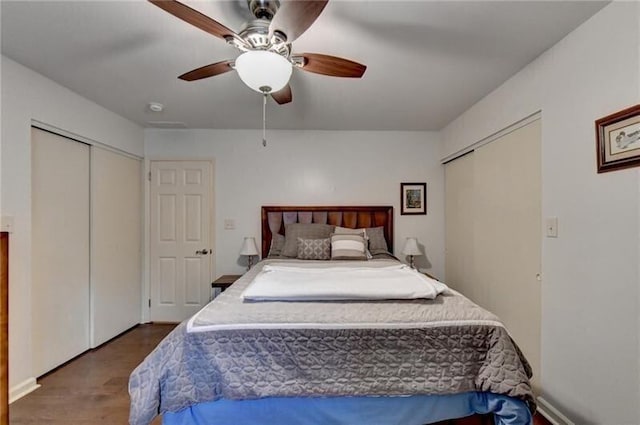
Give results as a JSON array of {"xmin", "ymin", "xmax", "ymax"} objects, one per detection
[
  {"xmin": 10, "ymin": 324, "xmax": 174, "ymax": 425},
  {"xmin": 9, "ymin": 324, "xmax": 551, "ymax": 425}
]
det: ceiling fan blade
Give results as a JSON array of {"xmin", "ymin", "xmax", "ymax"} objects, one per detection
[
  {"xmin": 149, "ymin": 0, "xmax": 239, "ymax": 41},
  {"xmin": 269, "ymin": 0, "xmax": 328, "ymax": 43},
  {"xmin": 295, "ymin": 53, "xmax": 366, "ymax": 78},
  {"xmin": 178, "ymin": 60, "xmax": 234, "ymax": 81},
  {"xmin": 271, "ymin": 84, "xmax": 292, "ymax": 105}
]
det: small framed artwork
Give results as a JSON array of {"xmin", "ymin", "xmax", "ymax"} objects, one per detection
[
  {"xmin": 596, "ymin": 104, "xmax": 640, "ymax": 173},
  {"xmin": 400, "ymin": 182, "xmax": 427, "ymax": 215}
]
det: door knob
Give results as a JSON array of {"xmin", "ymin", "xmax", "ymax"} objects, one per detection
[{"xmin": 196, "ymin": 249, "xmax": 210, "ymax": 255}]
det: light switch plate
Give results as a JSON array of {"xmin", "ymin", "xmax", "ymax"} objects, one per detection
[
  {"xmin": 1, "ymin": 216, "xmax": 14, "ymax": 233},
  {"xmin": 224, "ymin": 219, "xmax": 235, "ymax": 230},
  {"xmin": 545, "ymin": 217, "xmax": 558, "ymax": 238}
]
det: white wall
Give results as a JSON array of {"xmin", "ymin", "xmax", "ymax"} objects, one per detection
[
  {"xmin": 145, "ymin": 129, "xmax": 444, "ymax": 280},
  {"xmin": 1, "ymin": 55, "xmax": 144, "ymax": 397},
  {"xmin": 441, "ymin": 3, "xmax": 640, "ymax": 424}
]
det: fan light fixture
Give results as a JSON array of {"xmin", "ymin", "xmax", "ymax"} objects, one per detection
[{"xmin": 235, "ymin": 50, "xmax": 292, "ymax": 94}]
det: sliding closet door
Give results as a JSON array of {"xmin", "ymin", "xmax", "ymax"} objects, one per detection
[
  {"xmin": 444, "ymin": 119, "xmax": 541, "ymax": 391},
  {"xmin": 90, "ymin": 147, "xmax": 142, "ymax": 347},
  {"xmin": 473, "ymin": 120, "xmax": 541, "ymax": 390},
  {"xmin": 444, "ymin": 153, "xmax": 484, "ymax": 303},
  {"xmin": 31, "ymin": 128, "xmax": 90, "ymax": 376}
]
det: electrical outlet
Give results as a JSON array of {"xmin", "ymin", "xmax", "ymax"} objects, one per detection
[{"xmin": 224, "ymin": 219, "xmax": 235, "ymax": 230}]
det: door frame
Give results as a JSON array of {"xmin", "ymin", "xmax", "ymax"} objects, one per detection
[
  {"xmin": 1, "ymin": 232, "xmax": 9, "ymax": 425},
  {"xmin": 143, "ymin": 158, "xmax": 216, "ymax": 323},
  {"xmin": 441, "ymin": 111, "xmax": 541, "ymax": 164}
]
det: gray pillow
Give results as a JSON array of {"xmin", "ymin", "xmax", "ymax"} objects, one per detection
[
  {"xmin": 269, "ymin": 233, "xmax": 285, "ymax": 257},
  {"xmin": 334, "ymin": 226, "xmax": 365, "ymax": 235},
  {"xmin": 283, "ymin": 223, "xmax": 335, "ymax": 257},
  {"xmin": 297, "ymin": 238, "xmax": 331, "ymax": 260},
  {"xmin": 366, "ymin": 226, "xmax": 389, "ymax": 254}
]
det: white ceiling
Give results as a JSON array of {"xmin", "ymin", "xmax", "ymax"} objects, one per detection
[{"xmin": 1, "ymin": 0, "xmax": 607, "ymax": 131}]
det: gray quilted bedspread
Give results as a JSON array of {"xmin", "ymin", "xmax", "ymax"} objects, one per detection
[{"xmin": 129, "ymin": 260, "xmax": 534, "ymax": 425}]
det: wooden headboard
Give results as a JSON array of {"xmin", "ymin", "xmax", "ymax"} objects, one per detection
[{"xmin": 261, "ymin": 206, "xmax": 394, "ymax": 258}]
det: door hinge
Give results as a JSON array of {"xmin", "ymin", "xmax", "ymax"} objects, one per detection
[
  {"xmin": 148, "ymin": 298, "xmax": 151, "ymax": 308},
  {"xmin": 148, "ymin": 171, "xmax": 151, "ymax": 181}
]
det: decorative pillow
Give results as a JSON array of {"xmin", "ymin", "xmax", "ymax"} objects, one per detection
[
  {"xmin": 283, "ymin": 223, "xmax": 335, "ymax": 257},
  {"xmin": 297, "ymin": 238, "xmax": 331, "ymax": 260},
  {"xmin": 366, "ymin": 226, "xmax": 389, "ymax": 254},
  {"xmin": 268, "ymin": 233, "xmax": 285, "ymax": 257},
  {"xmin": 330, "ymin": 233, "xmax": 367, "ymax": 260},
  {"xmin": 334, "ymin": 226, "xmax": 367, "ymax": 236},
  {"xmin": 334, "ymin": 226, "xmax": 373, "ymax": 259}
]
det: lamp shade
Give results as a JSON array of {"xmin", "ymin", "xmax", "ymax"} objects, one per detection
[
  {"xmin": 402, "ymin": 237, "xmax": 422, "ymax": 256},
  {"xmin": 240, "ymin": 237, "xmax": 259, "ymax": 256},
  {"xmin": 235, "ymin": 50, "xmax": 292, "ymax": 93}
]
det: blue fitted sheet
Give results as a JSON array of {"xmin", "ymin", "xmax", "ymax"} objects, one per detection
[{"xmin": 163, "ymin": 392, "xmax": 531, "ymax": 425}]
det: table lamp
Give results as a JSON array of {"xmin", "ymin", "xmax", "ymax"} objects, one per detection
[
  {"xmin": 240, "ymin": 236, "xmax": 259, "ymax": 271},
  {"xmin": 402, "ymin": 237, "xmax": 422, "ymax": 269}
]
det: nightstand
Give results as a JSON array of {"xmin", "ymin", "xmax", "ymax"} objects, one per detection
[
  {"xmin": 421, "ymin": 271, "xmax": 438, "ymax": 281},
  {"xmin": 211, "ymin": 274, "xmax": 242, "ymax": 300}
]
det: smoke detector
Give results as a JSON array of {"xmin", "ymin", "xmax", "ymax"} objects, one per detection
[{"xmin": 148, "ymin": 102, "xmax": 164, "ymax": 112}]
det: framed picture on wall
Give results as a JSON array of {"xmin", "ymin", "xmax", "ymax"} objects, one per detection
[
  {"xmin": 400, "ymin": 182, "xmax": 426, "ymax": 215},
  {"xmin": 596, "ymin": 104, "xmax": 640, "ymax": 173}
]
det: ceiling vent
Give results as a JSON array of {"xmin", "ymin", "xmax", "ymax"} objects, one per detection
[{"xmin": 146, "ymin": 121, "xmax": 188, "ymax": 129}]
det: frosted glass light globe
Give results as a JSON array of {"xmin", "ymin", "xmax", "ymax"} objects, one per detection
[{"xmin": 235, "ymin": 50, "xmax": 292, "ymax": 93}]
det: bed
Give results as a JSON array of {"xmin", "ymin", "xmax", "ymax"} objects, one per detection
[{"xmin": 129, "ymin": 206, "xmax": 535, "ymax": 425}]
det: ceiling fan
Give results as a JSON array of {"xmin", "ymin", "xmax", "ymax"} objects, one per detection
[{"xmin": 149, "ymin": 0, "xmax": 367, "ymax": 105}]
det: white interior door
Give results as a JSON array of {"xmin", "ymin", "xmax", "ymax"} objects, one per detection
[
  {"xmin": 31, "ymin": 127, "xmax": 90, "ymax": 376},
  {"xmin": 150, "ymin": 160, "xmax": 213, "ymax": 322}
]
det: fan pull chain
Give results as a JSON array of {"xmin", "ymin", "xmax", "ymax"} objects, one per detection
[{"xmin": 262, "ymin": 93, "xmax": 267, "ymax": 147}]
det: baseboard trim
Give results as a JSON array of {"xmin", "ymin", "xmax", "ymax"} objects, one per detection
[
  {"xmin": 537, "ymin": 396, "xmax": 575, "ymax": 425},
  {"xmin": 9, "ymin": 377, "xmax": 40, "ymax": 404}
]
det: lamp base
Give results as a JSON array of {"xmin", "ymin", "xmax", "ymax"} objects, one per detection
[
  {"xmin": 409, "ymin": 255, "xmax": 415, "ymax": 269},
  {"xmin": 247, "ymin": 255, "xmax": 254, "ymax": 271}
]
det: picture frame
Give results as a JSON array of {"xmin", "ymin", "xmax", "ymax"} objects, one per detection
[
  {"xmin": 596, "ymin": 104, "xmax": 640, "ymax": 173},
  {"xmin": 400, "ymin": 182, "xmax": 426, "ymax": 215}
]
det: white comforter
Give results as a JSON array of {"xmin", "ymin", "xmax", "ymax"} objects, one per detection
[{"xmin": 242, "ymin": 263, "xmax": 448, "ymax": 301}]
